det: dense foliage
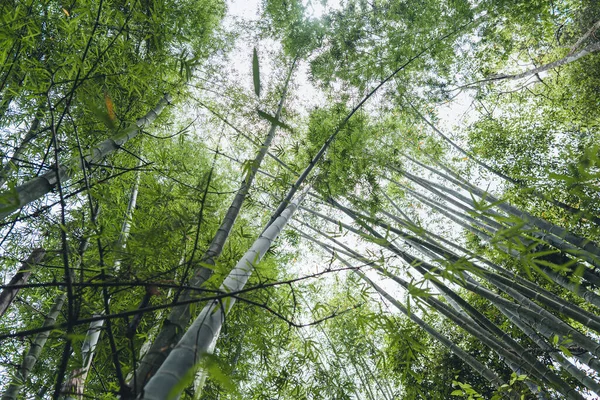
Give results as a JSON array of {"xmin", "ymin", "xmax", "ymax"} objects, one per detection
[{"xmin": 1, "ymin": 0, "xmax": 599, "ymax": 399}]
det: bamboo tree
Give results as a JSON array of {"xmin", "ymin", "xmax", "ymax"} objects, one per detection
[
  {"xmin": 0, "ymin": 248, "xmax": 46, "ymax": 318},
  {"xmin": 400, "ymin": 165, "xmax": 597, "ymax": 266},
  {"xmin": 501, "ymin": 304, "xmax": 600, "ymax": 395},
  {"xmin": 319, "ymin": 317, "xmax": 383, "ymax": 400},
  {"xmin": 62, "ymin": 162, "xmax": 142, "ymax": 399},
  {"xmin": 328, "ymin": 198, "xmax": 590, "ymax": 397},
  {"xmin": 330, "ymin": 189, "xmax": 600, "ymax": 338},
  {"xmin": 384, "ymin": 228, "xmax": 600, "ymax": 385},
  {"xmin": 0, "ymin": 94, "xmax": 171, "ymax": 220},
  {"xmin": 471, "ymin": 41, "xmax": 600, "ymax": 85},
  {"xmin": 339, "ymin": 197, "xmax": 600, "ymax": 331},
  {"xmin": 380, "ymin": 268, "xmax": 581, "ymax": 398},
  {"xmin": 294, "ymin": 216, "xmax": 551, "ymax": 397},
  {"xmin": 392, "ymin": 158, "xmax": 600, "ymax": 289},
  {"xmin": 335, "ymin": 196, "xmax": 600, "ymax": 356},
  {"xmin": 414, "ymin": 155, "xmax": 600, "ymax": 264},
  {"xmin": 0, "ymin": 108, "xmax": 43, "ymax": 188},
  {"xmin": 385, "ymin": 176, "xmax": 500, "ymax": 235},
  {"xmin": 356, "ymin": 273, "xmax": 513, "ymax": 395},
  {"xmin": 140, "ymin": 189, "xmax": 307, "ymax": 400},
  {"xmin": 405, "ymin": 102, "xmax": 600, "ymax": 225},
  {"xmin": 293, "ymin": 223, "xmax": 550, "ymax": 398},
  {"xmin": 2, "ymin": 213, "xmax": 97, "ymax": 399},
  {"xmin": 292, "ymin": 226, "xmax": 511, "ymax": 395},
  {"xmin": 60, "ymin": 318, "xmax": 103, "ymax": 400},
  {"xmin": 262, "ymin": 19, "xmax": 471, "ymax": 230},
  {"xmin": 130, "ymin": 60, "xmax": 297, "ymax": 393},
  {"xmin": 1, "ymin": 293, "xmax": 66, "ymax": 400},
  {"xmin": 302, "ymin": 327, "xmax": 363, "ymax": 399},
  {"xmin": 2, "ymin": 2, "xmax": 600, "ymax": 398},
  {"xmin": 295, "ymin": 215, "xmax": 520, "ymax": 383},
  {"xmin": 400, "ymin": 175, "xmax": 600, "ymax": 303}
]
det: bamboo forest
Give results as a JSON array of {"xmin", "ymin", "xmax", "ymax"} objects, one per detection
[{"xmin": 1, "ymin": 0, "xmax": 600, "ymax": 398}]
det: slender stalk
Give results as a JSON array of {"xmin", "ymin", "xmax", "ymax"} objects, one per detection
[
  {"xmin": 263, "ymin": 19, "xmax": 473, "ymax": 230},
  {"xmin": 405, "ymin": 102, "xmax": 600, "ymax": 225},
  {"xmin": 296, "ymin": 230, "xmax": 510, "ymax": 393},
  {"xmin": 400, "ymin": 185, "xmax": 600, "ymax": 308},
  {"xmin": 394, "ymin": 166, "xmax": 506, "ymax": 229},
  {"xmin": 345, "ymin": 192, "xmax": 600, "ymax": 332},
  {"xmin": 0, "ymin": 248, "xmax": 46, "ymax": 318},
  {"xmin": 140, "ymin": 190, "xmax": 306, "ymax": 400},
  {"xmin": 569, "ymin": 20, "xmax": 600, "ymax": 55},
  {"xmin": 0, "ymin": 94, "xmax": 171, "ymax": 220},
  {"xmin": 350, "ymin": 201, "xmax": 600, "ymax": 331},
  {"xmin": 293, "ymin": 224, "xmax": 533, "ymax": 398},
  {"xmin": 62, "ymin": 162, "xmax": 142, "ymax": 399},
  {"xmin": 381, "ymin": 267, "xmax": 581, "ymax": 398},
  {"xmin": 329, "ymin": 199, "xmax": 586, "ymax": 397},
  {"xmin": 391, "ymin": 163, "xmax": 600, "ymax": 294},
  {"xmin": 2, "ymin": 293, "xmax": 67, "ymax": 400},
  {"xmin": 388, "ymin": 176, "xmax": 500, "ymax": 235},
  {"xmin": 0, "ymin": 108, "xmax": 44, "ymax": 188},
  {"xmin": 501, "ymin": 306, "xmax": 600, "ymax": 395},
  {"xmin": 479, "ymin": 41, "xmax": 600, "ymax": 84},
  {"xmin": 423, "ymin": 156, "xmax": 600, "ymax": 265},
  {"xmin": 348, "ymin": 200, "xmax": 600, "ymax": 367},
  {"xmin": 130, "ymin": 60, "xmax": 297, "ymax": 394}
]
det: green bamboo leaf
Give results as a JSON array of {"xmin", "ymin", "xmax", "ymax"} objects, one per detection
[
  {"xmin": 198, "ymin": 262, "xmax": 216, "ymax": 270},
  {"xmin": 253, "ymin": 47, "xmax": 260, "ymax": 97},
  {"xmin": 241, "ymin": 159, "xmax": 254, "ymax": 184},
  {"xmin": 257, "ymin": 109, "xmax": 293, "ymax": 132},
  {"xmin": 0, "ymin": 185, "xmax": 19, "ymax": 215}
]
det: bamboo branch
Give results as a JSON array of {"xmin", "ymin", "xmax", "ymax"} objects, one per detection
[{"xmin": 0, "ymin": 94, "xmax": 171, "ymax": 220}]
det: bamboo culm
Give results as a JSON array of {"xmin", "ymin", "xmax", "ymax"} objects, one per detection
[
  {"xmin": 0, "ymin": 248, "xmax": 46, "ymax": 318},
  {"xmin": 139, "ymin": 190, "xmax": 306, "ymax": 400},
  {"xmin": 2, "ymin": 293, "xmax": 67, "ymax": 400},
  {"xmin": 0, "ymin": 94, "xmax": 171, "ymax": 220},
  {"xmin": 330, "ymin": 200, "xmax": 586, "ymax": 397},
  {"xmin": 62, "ymin": 163, "xmax": 141, "ymax": 399},
  {"xmin": 295, "ymin": 228, "xmax": 513, "ymax": 396},
  {"xmin": 130, "ymin": 62, "xmax": 296, "ymax": 393}
]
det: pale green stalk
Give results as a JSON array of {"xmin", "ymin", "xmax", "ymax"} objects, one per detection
[
  {"xmin": 2, "ymin": 293, "xmax": 67, "ymax": 400},
  {"xmin": 62, "ymin": 162, "xmax": 142, "ymax": 399},
  {"xmin": 140, "ymin": 190, "xmax": 306, "ymax": 400},
  {"xmin": 130, "ymin": 61, "xmax": 296, "ymax": 393},
  {"xmin": 0, "ymin": 94, "xmax": 170, "ymax": 220}
]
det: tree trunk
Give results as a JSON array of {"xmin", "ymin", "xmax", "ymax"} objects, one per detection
[
  {"xmin": 292, "ymin": 224, "xmax": 534, "ymax": 399},
  {"xmin": 483, "ymin": 41, "xmax": 600, "ymax": 83},
  {"xmin": 61, "ymin": 318, "xmax": 104, "ymax": 400},
  {"xmin": 343, "ymin": 192, "xmax": 600, "ymax": 329},
  {"xmin": 0, "ymin": 108, "xmax": 43, "ymax": 188},
  {"xmin": 328, "ymin": 198, "xmax": 587, "ymax": 397},
  {"xmin": 129, "ymin": 60, "xmax": 297, "ymax": 394},
  {"xmin": 139, "ymin": 190, "xmax": 306, "ymax": 400},
  {"xmin": 0, "ymin": 248, "xmax": 46, "ymax": 318},
  {"xmin": 2, "ymin": 293, "xmax": 66, "ymax": 400},
  {"xmin": 296, "ymin": 230, "xmax": 512, "ymax": 394},
  {"xmin": 0, "ymin": 94, "xmax": 171, "ymax": 220},
  {"xmin": 356, "ymin": 271, "xmax": 509, "ymax": 390},
  {"xmin": 501, "ymin": 306, "xmax": 600, "ymax": 395},
  {"xmin": 428, "ymin": 158, "xmax": 600, "ymax": 264},
  {"xmin": 62, "ymin": 163, "xmax": 141, "ymax": 399}
]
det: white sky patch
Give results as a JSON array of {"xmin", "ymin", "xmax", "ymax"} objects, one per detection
[
  {"xmin": 226, "ymin": 0, "xmax": 261, "ymax": 20},
  {"xmin": 436, "ymin": 89, "xmax": 476, "ymax": 131}
]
